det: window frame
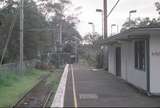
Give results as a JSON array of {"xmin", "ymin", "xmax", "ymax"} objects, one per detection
[{"xmin": 134, "ymin": 40, "xmax": 146, "ymax": 71}]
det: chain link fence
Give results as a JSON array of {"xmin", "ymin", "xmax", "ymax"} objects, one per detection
[{"xmin": 0, "ymin": 59, "xmax": 37, "ymax": 73}]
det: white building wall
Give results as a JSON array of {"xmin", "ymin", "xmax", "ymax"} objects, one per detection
[
  {"xmin": 103, "ymin": 46, "xmax": 109, "ymax": 69},
  {"xmin": 121, "ymin": 43, "xmax": 127, "ymax": 80},
  {"xmin": 108, "ymin": 40, "xmax": 147, "ymax": 90},
  {"xmin": 107, "ymin": 29, "xmax": 160, "ymax": 94},
  {"xmin": 108, "ymin": 45, "xmax": 116, "ymax": 75},
  {"xmin": 150, "ymin": 32, "xmax": 160, "ymax": 94},
  {"xmin": 127, "ymin": 41, "xmax": 147, "ymax": 90}
]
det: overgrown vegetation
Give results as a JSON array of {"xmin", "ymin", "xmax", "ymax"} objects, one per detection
[
  {"xmin": 46, "ymin": 70, "xmax": 62, "ymax": 91},
  {"xmin": 79, "ymin": 45, "xmax": 97, "ymax": 67},
  {"xmin": 0, "ymin": 69, "xmax": 49, "ymax": 107},
  {"xmin": 81, "ymin": 33, "xmax": 103, "ymax": 67}
]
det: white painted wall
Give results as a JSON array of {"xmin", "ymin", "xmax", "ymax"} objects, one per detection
[
  {"xmin": 103, "ymin": 46, "xmax": 109, "ymax": 69},
  {"xmin": 108, "ymin": 45, "xmax": 116, "ymax": 75},
  {"xmin": 124, "ymin": 41, "xmax": 147, "ymax": 90},
  {"xmin": 121, "ymin": 43, "xmax": 128, "ymax": 80},
  {"xmin": 150, "ymin": 32, "xmax": 160, "ymax": 94},
  {"xmin": 108, "ymin": 40, "xmax": 147, "ymax": 90},
  {"xmin": 107, "ymin": 29, "xmax": 160, "ymax": 93}
]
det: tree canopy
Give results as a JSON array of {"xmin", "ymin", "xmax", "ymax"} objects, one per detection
[
  {"xmin": 0, "ymin": 0, "xmax": 81, "ymax": 63},
  {"xmin": 121, "ymin": 1, "xmax": 160, "ymax": 32}
]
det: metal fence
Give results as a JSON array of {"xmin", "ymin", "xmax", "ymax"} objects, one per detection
[{"xmin": 0, "ymin": 59, "xmax": 37, "ymax": 73}]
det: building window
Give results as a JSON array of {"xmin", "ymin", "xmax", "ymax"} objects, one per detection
[{"xmin": 134, "ymin": 40, "xmax": 145, "ymax": 70}]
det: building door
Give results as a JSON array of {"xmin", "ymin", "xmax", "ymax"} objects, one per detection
[{"xmin": 116, "ymin": 47, "xmax": 121, "ymax": 77}]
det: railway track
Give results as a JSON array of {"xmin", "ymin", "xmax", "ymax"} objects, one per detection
[
  {"xmin": 13, "ymin": 74, "xmax": 54, "ymax": 108},
  {"xmin": 42, "ymin": 89, "xmax": 54, "ymax": 108}
]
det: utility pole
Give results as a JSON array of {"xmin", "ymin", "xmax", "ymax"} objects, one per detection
[
  {"xmin": 103, "ymin": 0, "xmax": 108, "ymax": 70},
  {"xmin": 58, "ymin": 23, "xmax": 62, "ymax": 67},
  {"xmin": 20, "ymin": 0, "xmax": 24, "ymax": 72},
  {"xmin": 59, "ymin": 23, "xmax": 62, "ymax": 45},
  {"xmin": 103, "ymin": 0, "xmax": 107, "ymax": 39},
  {"xmin": 57, "ymin": 22, "xmax": 62, "ymax": 68}
]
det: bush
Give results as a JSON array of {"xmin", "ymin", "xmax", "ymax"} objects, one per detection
[{"xmin": 35, "ymin": 62, "xmax": 55, "ymax": 70}]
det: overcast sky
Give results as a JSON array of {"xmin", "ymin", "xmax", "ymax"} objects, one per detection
[{"xmin": 70, "ymin": 0, "xmax": 160, "ymax": 36}]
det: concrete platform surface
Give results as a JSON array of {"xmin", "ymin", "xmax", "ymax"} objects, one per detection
[{"xmin": 64, "ymin": 63, "xmax": 160, "ymax": 107}]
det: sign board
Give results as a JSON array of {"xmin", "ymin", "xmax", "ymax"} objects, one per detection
[{"xmin": 152, "ymin": 51, "xmax": 160, "ymax": 56}]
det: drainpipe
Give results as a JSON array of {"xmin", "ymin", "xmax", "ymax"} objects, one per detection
[{"xmin": 146, "ymin": 39, "xmax": 151, "ymax": 96}]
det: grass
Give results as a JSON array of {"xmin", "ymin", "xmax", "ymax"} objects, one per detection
[
  {"xmin": 45, "ymin": 69, "xmax": 62, "ymax": 92},
  {"xmin": 0, "ymin": 69, "xmax": 49, "ymax": 107}
]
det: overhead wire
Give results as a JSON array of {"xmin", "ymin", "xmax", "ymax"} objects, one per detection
[{"xmin": 107, "ymin": 0, "xmax": 120, "ymax": 18}]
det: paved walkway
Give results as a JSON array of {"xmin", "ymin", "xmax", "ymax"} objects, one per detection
[{"xmin": 64, "ymin": 63, "xmax": 160, "ymax": 107}]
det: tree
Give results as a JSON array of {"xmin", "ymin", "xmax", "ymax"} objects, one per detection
[
  {"xmin": 83, "ymin": 32, "xmax": 102, "ymax": 53},
  {"xmin": 0, "ymin": 0, "xmax": 51, "ymax": 63},
  {"xmin": 0, "ymin": 0, "xmax": 81, "ymax": 63},
  {"xmin": 63, "ymin": 42, "xmax": 74, "ymax": 53},
  {"xmin": 121, "ymin": 17, "xmax": 160, "ymax": 32},
  {"xmin": 37, "ymin": 0, "xmax": 71, "ymax": 19},
  {"xmin": 155, "ymin": 2, "xmax": 160, "ymax": 14},
  {"xmin": 41, "ymin": 0, "xmax": 82, "ymax": 50},
  {"xmin": 121, "ymin": 2, "xmax": 160, "ymax": 32}
]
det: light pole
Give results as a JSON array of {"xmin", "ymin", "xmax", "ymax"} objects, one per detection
[
  {"xmin": 96, "ymin": 9, "xmax": 104, "ymax": 38},
  {"xmin": 117, "ymin": 25, "xmax": 119, "ymax": 33},
  {"xmin": 111, "ymin": 24, "xmax": 119, "ymax": 36},
  {"xmin": 88, "ymin": 22, "xmax": 95, "ymax": 34},
  {"xmin": 111, "ymin": 24, "xmax": 116, "ymax": 36},
  {"xmin": 20, "ymin": 0, "xmax": 24, "ymax": 72},
  {"xmin": 129, "ymin": 10, "xmax": 137, "ymax": 28}
]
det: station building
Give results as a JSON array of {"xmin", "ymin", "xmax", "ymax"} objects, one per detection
[{"xmin": 105, "ymin": 28, "xmax": 160, "ymax": 95}]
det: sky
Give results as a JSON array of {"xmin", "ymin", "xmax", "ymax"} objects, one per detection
[{"xmin": 70, "ymin": 0, "xmax": 160, "ymax": 37}]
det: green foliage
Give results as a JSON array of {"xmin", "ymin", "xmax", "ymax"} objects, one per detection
[
  {"xmin": 121, "ymin": 17, "xmax": 160, "ymax": 32},
  {"xmin": 80, "ymin": 33, "xmax": 102, "ymax": 66},
  {"xmin": 83, "ymin": 33, "xmax": 103, "ymax": 54},
  {"xmin": 63, "ymin": 43, "xmax": 73, "ymax": 53},
  {"xmin": 121, "ymin": 2, "xmax": 160, "ymax": 32},
  {"xmin": 0, "ymin": 68, "xmax": 44, "ymax": 87},
  {"xmin": 45, "ymin": 71, "xmax": 62, "ymax": 91},
  {"xmin": 79, "ymin": 45, "xmax": 97, "ymax": 66},
  {"xmin": 0, "ymin": 0, "xmax": 51, "ymax": 63},
  {"xmin": 155, "ymin": 2, "xmax": 160, "ymax": 14},
  {"xmin": 0, "ymin": 72, "xmax": 19, "ymax": 87},
  {"xmin": 0, "ymin": 0, "xmax": 81, "ymax": 63},
  {"xmin": 0, "ymin": 69, "xmax": 49, "ymax": 107},
  {"xmin": 83, "ymin": 33, "xmax": 101, "ymax": 44},
  {"xmin": 37, "ymin": 0, "xmax": 71, "ymax": 15}
]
